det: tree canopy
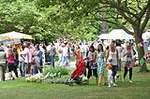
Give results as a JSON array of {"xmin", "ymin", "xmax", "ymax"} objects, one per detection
[
  {"xmin": 0, "ymin": 0, "xmax": 149, "ymax": 44},
  {"xmin": 0, "ymin": 0, "xmax": 102, "ymax": 43}
]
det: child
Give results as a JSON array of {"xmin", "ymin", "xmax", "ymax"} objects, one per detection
[{"xmin": 106, "ymin": 64, "xmax": 113, "ymax": 87}]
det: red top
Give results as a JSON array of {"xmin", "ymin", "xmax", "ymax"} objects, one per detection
[{"xmin": 7, "ymin": 53, "xmax": 15, "ymax": 64}]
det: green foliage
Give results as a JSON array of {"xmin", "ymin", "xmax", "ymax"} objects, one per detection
[
  {"xmin": 43, "ymin": 75, "xmax": 70, "ymax": 84},
  {"xmin": 25, "ymin": 66, "xmax": 70, "ymax": 83},
  {"xmin": 43, "ymin": 66, "xmax": 70, "ymax": 76},
  {"xmin": 0, "ymin": 0, "xmax": 149, "ymax": 43},
  {"xmin": 0, "ymin": 0, "xmax": 101, "ymax": 42},
  {"xmin": 1, "ymin": 67, "xmax": 150, "ymax": 99}
]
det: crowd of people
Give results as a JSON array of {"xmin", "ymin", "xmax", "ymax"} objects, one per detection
[
  {"xmin": 74, "ymin": 40, "xmax": 137, "ymax": 87},
  {"xmin": 0, "ymin": 38, "xmax": 147, "ymax": 88}
]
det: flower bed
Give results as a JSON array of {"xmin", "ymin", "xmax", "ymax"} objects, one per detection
[{"xmin": 26, "ymin": 66, "xmax": 70, "ymax": 83}]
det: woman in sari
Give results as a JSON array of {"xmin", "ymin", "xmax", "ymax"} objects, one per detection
[{"xmin": 71, "ymin": 45, "xmax": 85, "ymax": 80}]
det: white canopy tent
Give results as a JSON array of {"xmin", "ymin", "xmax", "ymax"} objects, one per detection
[
  {"xmin": 0, "ymin": 31, "xmax": 33, "ymax": 41},
  {"xmin": 108, "ymin": 29, "xmax": 134, "ymax": 40},
  {"xmin": 142, "ymin": 32, "xmax": 150, "ymax": 40},
  {"xmin": 98, "ymin": 33, "xmax": 111, "ymax": 39},
  {"xmin": 99, "ymin": 29, "xmax": 134, "ymax": 40}
]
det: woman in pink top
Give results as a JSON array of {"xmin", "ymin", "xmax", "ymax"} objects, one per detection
[{"xmin": 7, "ymin": 47, "xmax": 16, "ymax": 80}]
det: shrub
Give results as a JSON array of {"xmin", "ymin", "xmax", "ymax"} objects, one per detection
[
  {"xmin": 26, "ymin": 66, "xmax": 70, "ymax": 83},
  {"xmin": 43, "ymin": 66, "xmax": 70, "ymax": 78}
]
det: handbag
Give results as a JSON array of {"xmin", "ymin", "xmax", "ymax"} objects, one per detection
[{"xmin": 106, "ymin": 64, "xmax": 113, "ymax": 70}]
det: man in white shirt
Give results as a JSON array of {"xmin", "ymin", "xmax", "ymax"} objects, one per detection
[
  {"xmin": 61, "ymin": 43, "xmax": 70, "ymax": 66},
  {"xmin": 23, "ymin": 43, "xmax": 33, "ymax": 75}
]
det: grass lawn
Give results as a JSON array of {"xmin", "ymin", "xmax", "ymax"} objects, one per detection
[{"xmin": 0, "ymin": 67, "xmax": 150, "ymax": 99}]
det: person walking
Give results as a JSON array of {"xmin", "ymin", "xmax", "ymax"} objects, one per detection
[
  {"xmin": 23, "ymin": 43, "xmax": 33, "ymax": 75},
  {"xmin": 106, "ymin": 41, "xmax": 119, "ymax": 87},
  {"xmin": 18, "ymin": 47, "xmax": 26, "ymax": 77},
  {"xmin": 7, "ymin": 47, "xmax": 17, "ymax": 80},
  {"xmin": 0, "ymin": 47, "xmax": 7, "ymax": 81},
  {"xmin": 97, "ymin": 44, "xmax": 105, "ymax": 86},
  {"xmin": 61, "ymin": 42, "xmax": 70, "ymax": 66},
  {"xmin": 33, "ymin": 44, "xmax": 43, "ymax": 74},
  {"xmin": 47, "ymin": 43, "xmax": 56, "ymax": 67},
  {"xmin": 13, "ymin": 47, "xmax": 19, "ymax": 78},
  {"xmin": 106, "ymin": 64, "xmax": 113, "ymax": 87},
  {"xmin": 74, "ymin": 45, "xmax": 82, "ymax": 64},
  {"xmin": 87, "ymin": 44, "xmax": 98, "ymax": 85},
  {"xmin": 123, "ymin": 43, "xmax": 135, "ymax": 83}
]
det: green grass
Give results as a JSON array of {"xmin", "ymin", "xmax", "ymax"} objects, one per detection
[{"xmin": 0, "ymin": 67, "xmax": 150, "ymax": 99}]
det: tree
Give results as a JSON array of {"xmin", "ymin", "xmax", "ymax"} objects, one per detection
[
  {"xmin": 52, "ymin": 0, "xmax": 150, "ymax": 71},
  {"xmin": 0, "ymin": 0, "xmax": 102, "ymax": 42},
  {"xmin": 0, "ymin": 0, "xmax": 149, "ymax": 72},
  {"xmin": 0, "ymin": 0, "xmax": 39, "ymax": 34},
  {"xmin": 98, "ymin": 0, "xmax": 150, "ymax": 72}
]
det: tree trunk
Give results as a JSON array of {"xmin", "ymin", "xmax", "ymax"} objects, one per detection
[
  {"xmin": 101, "ymin": 21, "xmax": 108, "ymax": 34},
  {"xmin": 134, "ymin": 30, "xmax": 148, "ymax": 72},
  {"xmin": 101, "ymin": 13, "xmax": 109, "ymax": 34}
]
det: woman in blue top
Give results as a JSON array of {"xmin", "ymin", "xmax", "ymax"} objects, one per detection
[{"xmin": 97, "ymin": 44, "xmax": 105, "ymax": 86}]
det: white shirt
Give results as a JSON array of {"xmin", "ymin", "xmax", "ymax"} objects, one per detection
[
  {"xmin": 19, "ymin": 51, "xmax": 25, "ymax": 62},
  {"xmin": 46, "ymin": 45, "xmax": 51, "ymax": 52},
  {"xmin": 107, "ymin": 50, "xmax": 118, "ymax": 65},
  {"xmin": 116, "ymin": 46, "xmax": 123, "ymax": 60},
  {"xmin": 24, "ymin": 48, "xmax": 32, "ymax": 63},
  {"xmin": 62, "ymin": 46, "xmax": 69, "ymax": 56},
  {"xmin": 122, "ymin": 47, "xmax": 134, "ymax": 62}
]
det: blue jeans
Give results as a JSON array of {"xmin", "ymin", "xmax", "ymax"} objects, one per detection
[
  {"xmin": 19, "ymin": 61, "xmax": 26, "ymax": 77},
  {"xmin": 61, "ymin": 56, "xmax": 69, "ymax": 66},
  {"xmin": 112, "ymin": 65, "xmax": 118, "ymax": 83},
  {"xmin": 32, "ymin": 65, "xmax": 43, "ymax": 75},
  {"xmin": 49, "ymin": 55, "xmax": 55, "ymax": 67}
]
